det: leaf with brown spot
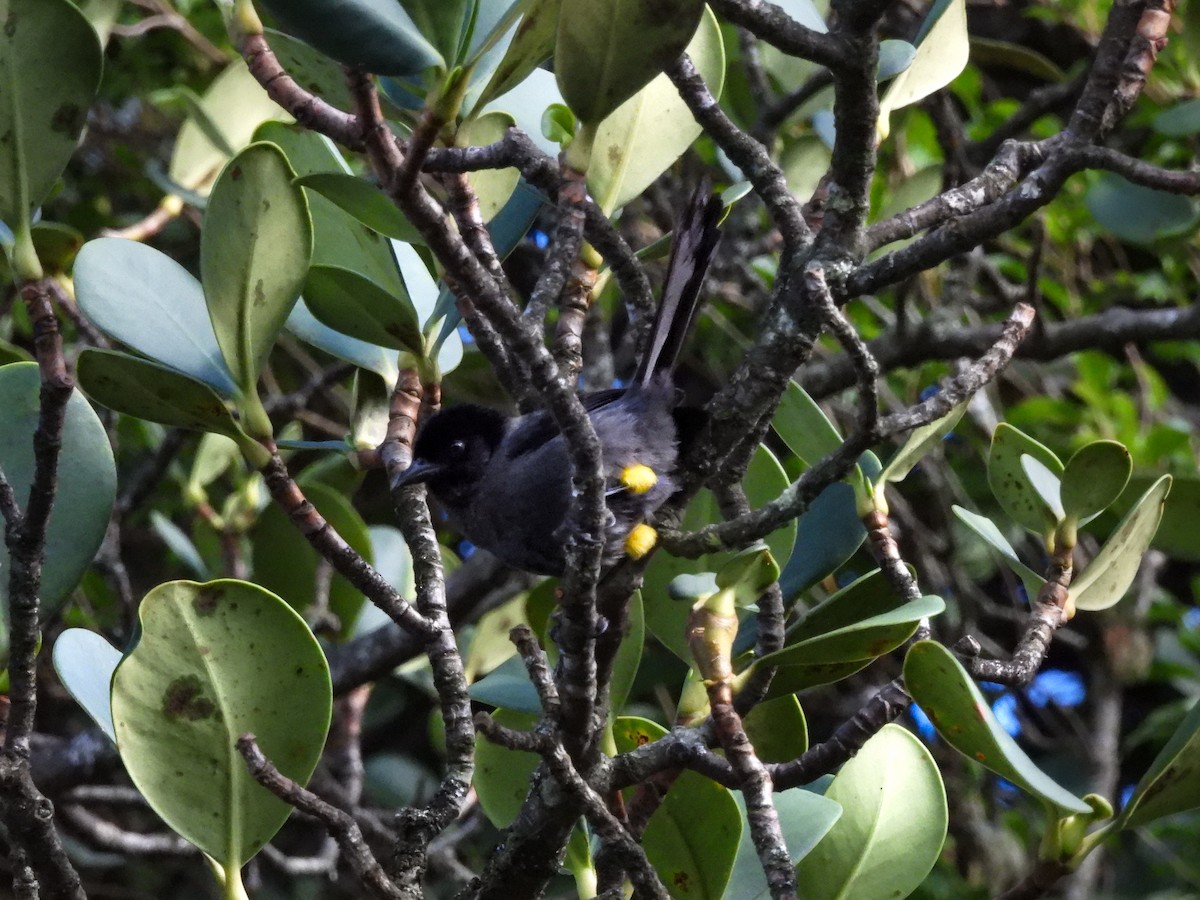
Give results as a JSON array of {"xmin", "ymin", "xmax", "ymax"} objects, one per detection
[
  {"xmin": 903, "ymin": 640, "xmax": 1090, "ymax": 814},
  {"xmin": 111, "ymin": 580, "xmax": 331, "ymax": 868}
]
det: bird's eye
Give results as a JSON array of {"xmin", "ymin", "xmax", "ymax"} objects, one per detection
[{"xmin": 448, "ymin": 439, "xmax": 468, "ymax": 458}]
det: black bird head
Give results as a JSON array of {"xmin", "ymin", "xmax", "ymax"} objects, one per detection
[{"xmin": 392, "ymin": 404, "xmax": 507, "ymax": 508}]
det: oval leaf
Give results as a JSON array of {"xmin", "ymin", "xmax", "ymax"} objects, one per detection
[
  {"xmin": 555, "ymin": 0, "xmax": 705, "ymax": 125},
  {"xmin": 779, "ymin": 452, "xmax": 882, "ymax": 600},
  {"xmin": 642, "ymin": 768, "xmax": 741, "ymax": 900},
  {"xmin": 725, "ymin": 787, "xmax": 841, "ymax": 900},
  {"xmin": 1060, "ymin": 440, "xmax": 1132, "ymax": 524},
  {"xmin": 1085, "ymin": 173, "xmax": 1200, "ymax": 246},
  {"xmin": 0, "ymin": 0, "xmax": 102, "ymax": 224},
  {"xmin": 252, "ymin": 480, "xmax": 374, "ymax": 640},
  {"xmin": 773, "ymin": 380, "xmax": 843, "ymax": 466},
  {"xmin": 0, "ymin": 362, "xmax": 116, "ymax": 615},
  {"xmin": 296, "ymin": 173, "xmax": 424, "ymax": 244},
  {"xmin": 644, "ymin": 444, "xmax": 795, "ymax": 663},
  {"xmin": 1119, "ymin": 696, "xmax": 1200, "ymax": 829},
  {"xmin": 988, "ymin": 422, "xmax": 1064, "ymax": 537},
  {"xmin": 878, "ymin": 398, "xmax": 968, "ymax": 484},
  {"xmin": 169, "ymin": 61, "xmax": 289, "ymax": 195},
  {"xmin": 474, "ymin": 708, "xmax": 539, "ymax": 827},
  {"xmin": 742, "ymin": 694, "xmax": 807, "ymax": 763},
  {"xmin": 256, "ymin": 0, "xmax": 443, "ymax": 76},
  {"xmin": 76, "ymin": 349, "xmax": 259, "ymax": 459},
  {"xmin": 760, "ymin": 586, "xmax": 944, "ymax": 667},
  {"xmin": 74, "ymin": 238, "xmax": 238, "ymax": 395},
  {"xmin": 1069, "ymin": 475, "xmax": 1171, "ymax": 612},
  {"xmin": 952, "ymin": 505, "xmax": 1045, "ymax": 597},
  {"xmin": 52, "ymin": 628, "xmax": 122, "ymax": 743},
  {"xmin": 256, "ymin": 122, "xmax": 408, "ymax": 296},
  {"xmin": 461, "ymin": 111, "xmax": 521, "ymax": 221},
  {"xmin": 587, "ymin": 6, "xmax": 724, "ymax": 213},
  {"xmin": 877, "ymin": 0, "xmax": 968, "ymax": 137},
  {"xmin": 285, "ymin": 301, "xmax": 400, "ymax": 386},
  {"xmin": 472, "ymin": 0, "xmax": 562, "ymax": 112},
  {"xmin": 202, "ymin": 142, "xmax": 313, "ymax": 427},
  {"xmin": 304, "ymin": 264, "xmax": 424, "ymax": 354},
  {"xmin": 110, "ymin": 580, "xmax": 332, "ymax": 866},
  {"xmin": 795, "ymin": 724, "xmax": 946, "ymax": 900},
  {"xmin": 1020, "ymin": 453, "xmax": 1065, "ymax": 521},
  {"xmin": 903, "ymin": 640, "xmax": 1091, "ymax": 814},
  {"xmin": 609, "ymin": 590, "xmax": 645, "ymax": 718}
]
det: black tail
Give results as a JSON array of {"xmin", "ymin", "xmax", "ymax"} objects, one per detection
[{"xmin": 633, "ymin": 184, "xmax": 724, "ymax": 386}]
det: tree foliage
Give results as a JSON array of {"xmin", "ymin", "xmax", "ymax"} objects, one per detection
[{"xmin": 2, "ymin": 0, "xmax": 1200, "ymax": 898}]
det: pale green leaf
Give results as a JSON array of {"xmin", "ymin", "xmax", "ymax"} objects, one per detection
[
  {"xmin": 111, "ymin": 580, "xmax": 332, "ymax": 866},
  {"xmin": 1070, "ymin": 475, "xmax": 1171, "ymax": 612}
]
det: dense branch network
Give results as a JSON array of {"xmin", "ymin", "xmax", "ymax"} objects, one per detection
[{"xmin": 9, "ymin": 1, "xmax": 1193, "ymax": 899}]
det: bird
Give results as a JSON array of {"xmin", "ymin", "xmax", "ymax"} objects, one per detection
[{"xmin": 393, "ymin": 186, "xmax": 723, "ymax": 576}]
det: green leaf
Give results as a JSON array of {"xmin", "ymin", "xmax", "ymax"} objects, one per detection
[
  {"xmin": 555, "ymin": 0, "xmax": 705, "ymax": 125},
  {"xmin": 0, "ymin": 0, "xmax": 102, "ymax": 225},
  {"xmin": 760, "ymin": 575, "xmax": 944, "ymax": 667},
  {"xmin": 1069, "ymin": 475, "xmax": 1171, "ymax": 613},
  {"xmin": 952, "ymin": 505, "xmax": 1045, "ymax": 597},
  {"xmin": 255, "ymin": 123, "xmax": 408, "ymax": 296},
  {"xmin": 795, "ymin": 724, "xmax": 947, "ymax": 899},
  {"xmin": 613, "ymin": 714, "xmax": 668, "ymax": 752},
  {"xmin": 173, "ymin": 86, "xmax": 238, "ymax": 158},
  {"xmin": 469, "ymin": 655, "xmax": 541, "ymax": 714},
  {"xmin": 877, "ymin": 399, "xmax": 968, "ymax": 485},
  {"xmin": 473, "ymin": 0, "xmax": 562, "ymax": 112},
  {"xmin": 74, "ymin": 238, "xmax": 238, "ymax": 395},
  {"xmin": 0, "ymin": 362, "xmax": 116, "ymax": 617},
  {"xmin": 51, "ymin": 628, "xmax": 121, "ymax": 743},
  {"xmin": 304, "ymin": 265, "xmax": 424, "ymax": 355},
  {"xmin": 461, "ymin": 111, "xmax": 520, "ymax": 221},
  {"xmin": 1060, "ymin": 440, "xmax": 1132, "ymax": 524},
  {"xmin": 150, "ymin": 511, "xmax": 210, "ymax": 580},
  {"xmin": 715, "ymin": 545, "xmax": 780, "ymax": 607},
  {"xmin": 169, "ymin": 61, "xmax": 289, "ymax": 195},
  {"xmin": 586, "ymin": 6, "xmax": 724, "ymax": 213},
  {"xmin": 463, "ymin": 595, "xmax": 527, "ymax": 682},
  {"xmin": 285, "ymin": 301, "xmax": 400, "ymax": 387},
  {"xmin": 773, "ymin": 380, "xmax": 843, "ymax": 466},
  {"xmin": 725, "ymin": 787, "xmax": 841, "ymax": 900},
  {"xmin": 264, "ymin": 28, "xmax": 356, "ymax": 112},
  {"xmin": 1021, "ymin": 454, "xmax": 1065, "ymax": 522},
  {"xmin": 988, "ymin": 422, "xmax": 1064, "ymax": 537},
  {"xmin": 1085, "ymin": 173, "xmax": 1200, "ymax": 246},
  {"xmin": 295, "ymin": 173, "xmax": 424, "ymax": 244},
  {"xmin": 252, "ymin": 481, "xmax": 375, "ymax": 640},
  {"xmin": 742, "ymin": 695, "xmax": 807, "ymax": 763},
  {"xmin": 110, "ymin": 580, "xmax": 332, "ymax": 866},
  {"xmin": 399, "ymin": 0, "xmax": 472, "ymax": 66},
  {"xmin": 903, "ymin": 640, "xmax": 1091, "ymax": 814},
  {"xmin": 778, "ymin": 453, "xmax": 883, "ymax": 599},
  {"xmin": 1119, "ymin": 696, "xmax": 1200, "ymax": 829},
  {"xmin": 763, "ymin": 659, "xmax": 875, "ymax": 698},
  {"xmin": 643, "ymin": 769, "xmax": 741, "ymax": 900},
  {"xmin": 644, "ymin": 444, "xmax": 795, "ymax": 662},
  {"xmin": 76, "ymin": 350, "xmax": 263, "ymax": 464},
  {"xmin": 968, "ymin": 36, "xmax": 1066, "ymax": 83},
  {"xmin": 474, "ymin": 708, "xmax": 539, "ymax": 827},
  {"xmin": 877, "ymin": 39, "xmax": 916, "ymax": 80},
  {"xmin": 256, "ymin": 0, "xmax": 443, "ymax": 76},
  {"xmin": 202, "ymin": 143, "xmax": 313, "ymax": 434},
  {"xmin": 609, "ymin": 591, "xmax": 644, "ymax": 718},
  {"xmin": 782, "ymin": 133, "xmax": 830, "ymax": 200},
  {"xmin": 877, "ymin": 0, "xmax": 968, "ymax": 137},
  {"xmin": 1152, "ymin": 97, "xmax": 1200, "ymax": 137}
]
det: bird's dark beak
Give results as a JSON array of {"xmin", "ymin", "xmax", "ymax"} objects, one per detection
[{"xmin": 391, "ymin": 458, "xmax": 445, "ymax": 490}]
